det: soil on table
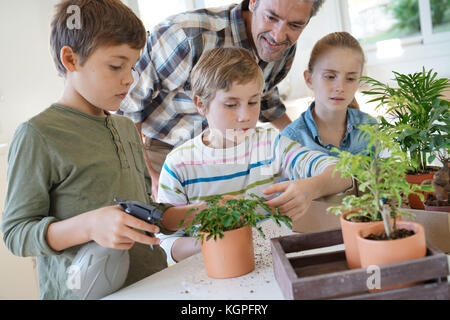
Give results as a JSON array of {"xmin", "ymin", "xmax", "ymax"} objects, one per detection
[{"xmin": 364, "ymin": 228, "xmax": 415, "ymax": 241}]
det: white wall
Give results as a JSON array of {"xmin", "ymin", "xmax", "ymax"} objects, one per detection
[
  {"xmin": 0, "ymin": 0, "xmax": 64, "ymax": 145},
  {"xmin": 0, "ymin": 0, "xmax": 62, "ymax": 300}
]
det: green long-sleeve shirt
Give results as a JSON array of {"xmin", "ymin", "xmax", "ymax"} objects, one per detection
[{"xmin": 1, "ymin": 104, "xmax": 173, "ymax": 299}]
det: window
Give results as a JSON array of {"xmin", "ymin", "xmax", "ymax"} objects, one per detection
[
  {"xmin": 429, "ymin": 0, "xmax": 450, "ymax": 33},
  {"xmin": 344, "ymin": 0, "xmax": 450, "ymax": 47}
]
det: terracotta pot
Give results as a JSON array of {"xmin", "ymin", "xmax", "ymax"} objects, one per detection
[
  {"xmin": 340, "ymin": 211, "xmax": 384, "ymax": 269},
  {"xmin": 200, "ymin": 225, "xmax": 255, "ymax": 279},
  {"xmin": 357, "ymin": 221, "xmax": 426, "ymax": 291},
  {"xmin": 406, "ymin": 172, "xmax": 435, "ymax": 209}
]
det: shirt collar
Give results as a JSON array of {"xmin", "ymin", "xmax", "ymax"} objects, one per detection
[
  {"xmin": 230, "ymin": 1, "xmax": 260, "ymax": 62},
  {"xmin": 305, "ymin": 102, "xmax": 355, "ymax": 142},
  {"xmin": 346, "ymin": 108, "xmax": 356, "ymax": 133},
  {"xmin": 304, "ymin": 102, "xmax": 320, "ymax": 141}
]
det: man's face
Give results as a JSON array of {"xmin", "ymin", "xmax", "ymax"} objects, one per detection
[{"xmin": 248, "ymin": 0, "xmax": 313, "ymax": 62}]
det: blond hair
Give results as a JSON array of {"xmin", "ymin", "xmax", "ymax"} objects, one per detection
[
  {"xmin": 190, "ymin": 47, "xmax": 264, "ymax": 107},
  {"xmin": 308, "ymin": 32, "xmax": 365, "ymax": 109}
]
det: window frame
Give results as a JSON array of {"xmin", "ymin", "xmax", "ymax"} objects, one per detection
[{"xmin": 341, "ymin": 0, "xmax": 450, "ymax": 59}]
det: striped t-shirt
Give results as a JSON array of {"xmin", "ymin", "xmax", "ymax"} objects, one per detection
[{"xmin": 157, "ymin": 127, "xmax": 337, "ymax": 205}]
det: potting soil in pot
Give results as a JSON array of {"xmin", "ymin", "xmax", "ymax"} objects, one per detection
[{"xmin": 364, "ymin": 229, "xmax": 415, "ymax": 241}]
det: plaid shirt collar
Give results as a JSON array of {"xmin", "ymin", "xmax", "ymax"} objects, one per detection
[
  {"xmin": 230, "ymin": 1, "xmax": 254, "ymax": 53},
  {"xmin": 231, "ymin": 0, "xmax": 267, "ymax": 66}
]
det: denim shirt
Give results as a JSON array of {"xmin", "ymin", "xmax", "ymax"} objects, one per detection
[{"xmin": 281, "ymin": 102, "xmax": 377, "ymax": 156}]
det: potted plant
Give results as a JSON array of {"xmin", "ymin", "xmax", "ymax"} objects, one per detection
[
  {"xmin": 361, "ymin": 67, "xmax": 450, "ymax": 209},
  {"xmin": 180, "ymin": 193, "xmax": 292, "ymax": 279},
  {"xmin": 327, "ymin": 123, "xmax": 432, "ymax": 270},
  {"xmin": 421, "ymin": 149, "xmax": 450, "ymax": 212}
]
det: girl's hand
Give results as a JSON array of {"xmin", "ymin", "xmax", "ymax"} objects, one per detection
[
  {"xmin": 88, "ymin": 205, "xmax": 161, "ymax": 250},
  {"xmin": 262, "ymin": 180, "xmax": 314, "ymax": 222}
]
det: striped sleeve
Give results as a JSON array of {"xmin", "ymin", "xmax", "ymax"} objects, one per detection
[
  {"xmin": 157, "ymin": 155, "xmax": 189, "ymax": 206},
  {"xmin": 277, "ymin": 135, "xmax": 337, "ymax": 179}
]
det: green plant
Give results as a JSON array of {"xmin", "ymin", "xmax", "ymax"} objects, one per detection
[
  {"xmin": 361, "ymin": 68, "xmax": 450, "ymax": 173},
  {"xmin": 179, "ymin": 193, "xmax": 292, "ymax": 243},
  {"xmin": 386, "ymin": 0, "xmax": 420, "ymax": 36},
  {"xmin": 386, "ymin": 0, "xmax": 450, "ymax": 35},
  {"xmin": 327, "ymin": 123, "xmax": 433, "ymax": 237}
]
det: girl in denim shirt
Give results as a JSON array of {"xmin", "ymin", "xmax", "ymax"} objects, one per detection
[{"xmin": 282, "ymin": 32, "xmax": 376, "ymax": 156}]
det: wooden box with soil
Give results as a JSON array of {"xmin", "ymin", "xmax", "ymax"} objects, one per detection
[{"xmin": 270, "ymin": 228, "xmax": 450, "ymax": 300}]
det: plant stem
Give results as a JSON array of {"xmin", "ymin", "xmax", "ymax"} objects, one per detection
[
  {"xmin": 373, "ymin": 139, "xmax": 380, "ymax": 220},
  {"xmin": 381, "ymin": 204, "xmax": 393, "ymax": 239}
]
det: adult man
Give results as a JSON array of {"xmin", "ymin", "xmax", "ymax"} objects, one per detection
[{"xmin": 120, "ymin": 0, "xmax": 325, "ymax": 199}]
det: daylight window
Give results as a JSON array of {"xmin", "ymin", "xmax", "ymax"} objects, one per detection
[{"xmin": 345, "ymin": 0, "xmax": 450, "ymax": 46}]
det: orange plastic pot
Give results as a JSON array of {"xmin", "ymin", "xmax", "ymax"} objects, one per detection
[
  {"xmin": 200, "ymin": 225, "xmax": 255, "ymax": 279},
  {"xmin": 406, "ymin": 172, "xmax": 434, "ymax": 209},
  {"xmin": 357, "ymin": 221, "xmax": 426, "ymax": 291},
  {"xmin": 340, "ymin": 211, "xmax": 384, "ymax": 269}
]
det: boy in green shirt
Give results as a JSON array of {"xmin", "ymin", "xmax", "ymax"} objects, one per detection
[{"xmin": 1, "ymin": 0, "xmax": 203, "ymax": 299}]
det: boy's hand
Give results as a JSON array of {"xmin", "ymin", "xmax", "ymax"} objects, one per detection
[
  {"xmin": 88, "ymin": 205, "xmax": 161, "ymax": 250},
  {"xmin": 218, "ymin": 194, "xmax": 241, "ymax": 205},
  {"xmin": 262, "ymin": 180, "xmax": 314, "ymax": 222}
]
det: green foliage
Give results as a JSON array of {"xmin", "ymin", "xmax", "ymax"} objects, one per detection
[
  {"xmin": 327, "ymin": 124, "xmax": 433, "ymax": 225},
  {"xmin": 387, "ymin": 0, "xmax": 450, "ymax": 34},
  {"xmin": 179, "ymin": 193, "xmax": 292, "ymax": 244},
  {"xmin": 361, "ymin": 68, "xmax": 450, "ymax": 173},
  {"xmin": 430, "ymin": 0, "xmax": 450, "ymax": 26},
  {"xmin": 386, "ymin": 0, "xmax": 420, "ymax": 35}
]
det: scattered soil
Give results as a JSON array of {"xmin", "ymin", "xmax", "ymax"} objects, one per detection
[{"xmin": 364, "ymin": 228, "xmax": 415, "ymax": 241}]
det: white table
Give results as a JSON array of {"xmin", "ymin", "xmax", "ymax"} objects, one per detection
[
  {"xmin": 103, "ymin": 216, "xmax": 449, "ymax": 300},
  {"xmin": 104, "ymin": 219, "xmax": 342, "ymax": 300}
]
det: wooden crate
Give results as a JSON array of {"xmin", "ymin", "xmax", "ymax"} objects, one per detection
[{"xmin": 270, "ymin": 229, "xmax": 450, "ymax": 300}]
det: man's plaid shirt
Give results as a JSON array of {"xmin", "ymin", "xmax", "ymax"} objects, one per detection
[{"xmin": 120, "ymin": 0, "xmax": 296, "ymax": 147}]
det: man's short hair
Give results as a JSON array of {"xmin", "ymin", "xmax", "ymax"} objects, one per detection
[
  {"xmin": 50, "ymin": 0, "xmax": 147, "ymax": 76},
  {"xmin": 253, "ymin": 0, "xmax": 325, "ymax": 18},
  {"xmin": 190, "ymin": 47, "xmax": 265, "ymax": 107}
]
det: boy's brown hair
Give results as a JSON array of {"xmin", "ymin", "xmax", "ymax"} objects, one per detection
[
  {"xmin": 50, "ymin": 0, "xmax": 147, "ymax": 76},
  {"xmin": 190, "ymin": 47, "xmax": 264, "ymax": 107}
]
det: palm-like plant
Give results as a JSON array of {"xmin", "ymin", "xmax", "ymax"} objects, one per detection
[{"xmin": 361, "ymin": 67, "xmax": 450, "ymax": 173}]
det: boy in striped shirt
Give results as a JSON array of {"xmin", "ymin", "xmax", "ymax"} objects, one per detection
[{"xmin": 157, "ymin": 47, "xmax": 352, "ymax": 264}]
